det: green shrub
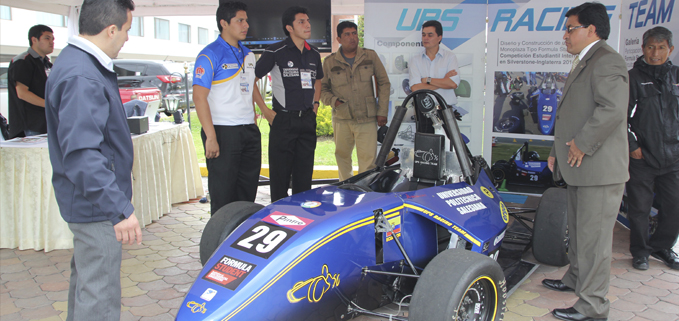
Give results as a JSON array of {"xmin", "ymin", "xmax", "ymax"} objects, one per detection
[{"xmin": 316, "ymin": 104, "xmax": 333, "ymax": 137}]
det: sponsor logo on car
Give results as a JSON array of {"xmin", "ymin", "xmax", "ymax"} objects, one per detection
[
  {"xmin": 263, "ymin": 212, "xmax": 314, "ymax": 230},
  {"xmin": 494, "ymin": 229, "xmax": 506, "ymax": 246},
  {"xmin": 300, "ymin": 201, "xmax": 321, "ymax": 209},
  {"xmin": 200, "ymin": 288, "xmax": 217, "ymax": 301},
  {"xmin": 186, "ymin": 301, "xmax": 206, "ymax": 314},
  {"xmin": 202, "ymin": 255, "xmax": 256, "ymax": 290},
  {"xmin": 499, "ymin": 201, "xmax": 509, "ymax": 223},
  {"xmin": 287, "ymin": 264, "xmax": 340, "ymax": 303},
  {"xmin": 481, "ymin": 186, "xmax": 494, "ymax": 198},
  {"xmin": 386, "ymin": 216, "xmax": 402, "ymax": 242}
]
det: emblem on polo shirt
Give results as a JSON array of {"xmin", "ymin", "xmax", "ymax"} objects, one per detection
[
  {"xmin": 195, "ymin": 66, "xmax": 205, "ymax": 79},
  {"xmin": 288, "ymin": 61, "xmax": 294, "ymax": 67}
]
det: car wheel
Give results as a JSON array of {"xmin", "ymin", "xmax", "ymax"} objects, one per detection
[
  {"xmin": 494, "ymin": 116, "xmax": 521, "ymax": 133},
  {"xmin": 409, "ymin": 248, "xmax": 507, "ymax": 321},
  {"xmin": 199, "ymin": 201, "xmax": 264, "ymax": 265},
  {"xmin": 532, "ymin": 187, "xmax": 569, "ymax": 266}
]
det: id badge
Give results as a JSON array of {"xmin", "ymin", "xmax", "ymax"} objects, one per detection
[
  {"xmin": 240, "ymin": 74, "xmax": 249, "ymax": 95},
  {"xmin": 300, "ymin": 71, "xmax": 312, "ymax": 89}
]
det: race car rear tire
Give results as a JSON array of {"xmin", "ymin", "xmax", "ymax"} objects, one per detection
[
  {"xmin": 199, "ymin": 201, "xmax": 264, "ymax": 265},
  {"xmin": 409, "ymin": 249, "xmax": 507, "ymax": 321},
  {"xmin": 532, "ymin": 187, "xmax": 569, "ymax": 266}
]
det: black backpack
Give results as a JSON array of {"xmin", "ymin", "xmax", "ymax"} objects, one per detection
[{"xmin": 0, "ymin": 113, "xmax": 9, "ymax": 140}]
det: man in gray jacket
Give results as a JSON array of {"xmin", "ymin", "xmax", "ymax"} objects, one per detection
[
  {"xmin": 321, "ymin": 21, "xmax": 390, "ymax": 181},
  {"xmin": 543, "ymin": 3, "xmax": 629, "ymax": 321},
  {"xmin": 45, "ymin": 1, "xmax": 141, "ymax": 320}
]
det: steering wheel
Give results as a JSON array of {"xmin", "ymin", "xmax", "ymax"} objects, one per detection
[{"xmin": 338, "ymin": 183, "xmax": 373, "ymax": 193}]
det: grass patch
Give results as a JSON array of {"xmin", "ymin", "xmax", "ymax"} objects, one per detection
[{"xmin": 162, "ymin": 111, "xmax": 357, "ymax": 166}]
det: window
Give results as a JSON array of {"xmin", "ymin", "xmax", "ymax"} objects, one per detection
[
  {"xmin": 113, "ymin": 63, "xmax": 146, "ymax": 77},
  {"xmin": 178, "ymin": 23, "xmax": 191, "ymax": 43},
  {"xmin": 36, "ymin": 12, "xmax": 66, "ymax": 27},
  {"xmin": 129, "ymin": 17, "xmax": 143, "ymax": 37},
  {"xmin": 198, "ymin": 28, "xmax": 209, "ymax": 45},
  {"xmin": 154, "ymin": 18, "xmax": 169, "ymax": 40},
  {"xmin": 0, "ymin": 6, "xmax": 10, "ymax": 20}
]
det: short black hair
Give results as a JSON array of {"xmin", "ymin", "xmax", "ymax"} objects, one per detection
[
  {"xmin": 422, "ymin": 20, "xmax": 443, "ymax": 37},
  {"xmin": 282, "ymin": 6, "xmax": 308, "ymax": 37},
  {"xmin": 643, "ymin": 26, "xmax": 673, "ymax": 48},
  {"xmin": 28, "ymin": 25, "xmax": 53, "ymax": 47},
  {"xmin": 337, "ymin": 21, "xmax": 357, "ymax": 38},
  {"xmin": 565, "ymin": 2, "xmax": 610, "ymax": 40},
  {"xmin": 79, "ymin": 0, "xmax": 135, "ymax": 36},
  {"xmin": 216, "ymin": 1, "xmax": 247, "ymax": 32},
  {"xmin": 422, "ymin": 20, "xmax": 443, "ymax": 44}
]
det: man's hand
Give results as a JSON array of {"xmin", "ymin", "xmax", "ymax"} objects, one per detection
[
  {"xmin": 334, "ymin": 99, "xmax": 343, "ymax": 108},
  {"xmin": 205, "ymin": 137, "xmax": 220, "ymax": 159},
  {"xmin": 548, "ymin": 156, "xmax": 555, "ymax": 172},
  {"xmin": 377, "ymin": 116, "xmax": 387, "ymax": 127},
  {"xmin": 630, "ymin": 148, "xmax": 644, "ymax": 159},
  {"xmin": 445, "ymin": 69, "xmax": 458, "ymax": 78},
  {"xmin": 114, "ymin": 213, "xmax": 142, "ymax": 245},
  {"xmin": 566, "ymin": 139, "xmax": 585, "ymax": 167}
]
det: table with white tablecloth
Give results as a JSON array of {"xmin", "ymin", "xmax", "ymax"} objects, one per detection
[{"xmin": 0, "ymin": 122, "xmax": 204, "ymax": 251}]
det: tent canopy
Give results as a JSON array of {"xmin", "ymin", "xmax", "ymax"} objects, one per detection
[{"xmin": 1, "ymin": 0, "xmax": 364, "ymax": 16}]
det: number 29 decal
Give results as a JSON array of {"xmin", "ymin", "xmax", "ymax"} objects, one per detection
[{"xmin": 231, "ymin": 222, "xmax": 295, "ymax": 259}]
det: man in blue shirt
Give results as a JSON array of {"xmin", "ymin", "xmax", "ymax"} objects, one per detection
[
  {"xmin": 408, "ymin": 20, "xmax": 460, "ymax": 107},
  {"xmin": 45, "ymin": 0, "xmax": 141, "ymax": 320},
  {"xmin": 193, "ymin": 1, "xmax": 265, "ymax": 215},
  {"xmin": 255, "ymin": 6, "xmax": 323, "ymax": 202}
]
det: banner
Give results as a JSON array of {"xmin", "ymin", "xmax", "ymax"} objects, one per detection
[
  {"xmin": 364, "ymin": 0, "xmax": 487, "ymax": 155},
  {"xmin": 619, "ymin": 0, "xmax": 678, "ymax": 69},
  {"xmin": 485, "ymin": 0, "xmax": 621, "ymax": 162}
]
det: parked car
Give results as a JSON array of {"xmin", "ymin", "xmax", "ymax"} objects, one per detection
[{"xmin": 112, "ymin": 59, "xmax": 191, "ymax": 115}]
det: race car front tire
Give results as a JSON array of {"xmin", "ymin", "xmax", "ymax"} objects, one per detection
[
  {"xmin": 532, "ymin": 187, "xmax": 569, "ymax": 266},
  {"xmin": 409, "ymin": 249, "xmax": 507, "ymax": 321},
  {"xmin": 199, "ymin": 201, "xmax": 264, "ymax": 265}
]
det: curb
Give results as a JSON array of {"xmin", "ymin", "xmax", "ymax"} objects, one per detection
[{"xmin": 199, "ymin": 164, "xmax": 357, "ymax": 179}]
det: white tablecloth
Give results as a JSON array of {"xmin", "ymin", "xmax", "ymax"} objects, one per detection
[{"xmin": 0, "ymin": 122, "xmax": 204, "ymax": 251}]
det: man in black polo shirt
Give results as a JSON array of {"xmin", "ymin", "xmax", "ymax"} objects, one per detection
[
  {"xmin": 7, "ymin": 25, "xmax": 54, "ymax": 138},
  {"xmin": 255, "ymin": 6, "xmax": 323, "ymax": 202}
]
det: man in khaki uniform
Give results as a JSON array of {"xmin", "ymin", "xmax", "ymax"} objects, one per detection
[
  {"xmin": 321, "ymin": 21, "xmax": 390, "ymax": 181},
  {"xmin": 542, "ymin": 3, "xmax": 629, "ymax": 321}
]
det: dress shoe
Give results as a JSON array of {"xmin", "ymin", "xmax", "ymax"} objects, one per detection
[
  {"xmin": 632, "ymin": 256, "xmax": 649, "ymax": 270},
  {"xmin": 651, "ymin": 249, "xmax": 679, "ymax": 270},
  {"xmin": 542, "ymin": 279, "xmax": 574, "ymax": 292},
  {"xmin": 552, "ymin": 307, "xmax": 607, "ymax": 321}
]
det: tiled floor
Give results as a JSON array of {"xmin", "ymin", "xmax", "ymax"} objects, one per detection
[{"xmin": 1, "ymin": 186, "xmax": 678, "ymax": 321}]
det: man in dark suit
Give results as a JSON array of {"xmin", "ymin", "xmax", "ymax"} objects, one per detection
[{"xmin": 543, "ymin": 3, "xmax": 629, "ymax": 321}]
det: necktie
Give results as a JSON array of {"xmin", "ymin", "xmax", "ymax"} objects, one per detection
[{"xmin": 570, "ymin": 56, "xmax": 580, "ymax": 73}]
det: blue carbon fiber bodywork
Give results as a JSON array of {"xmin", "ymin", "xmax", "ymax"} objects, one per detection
[{"xmin": 176, "ymin": 170, "xmax": 507, "ymax": 321}]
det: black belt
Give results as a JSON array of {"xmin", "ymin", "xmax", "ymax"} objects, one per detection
[{"xmin": 274, "ymin": 108, "xmax": 312, "ymax": 117}]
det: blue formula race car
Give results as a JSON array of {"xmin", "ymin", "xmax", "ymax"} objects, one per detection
[{"xmin": 177, "ymin": 91, "xmax": 511, "ymax": 321}]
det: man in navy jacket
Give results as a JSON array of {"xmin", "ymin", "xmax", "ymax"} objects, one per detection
[{"xmin": 45, "ymin": 1, "xmax": 141, "ymax": 320}]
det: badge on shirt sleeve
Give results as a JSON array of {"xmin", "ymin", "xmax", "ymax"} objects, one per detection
[
  {"xmin": 300, "ymin": 71, "xmax": 312, "ymax": 89},
  {"xmin": 240, "ymin": 74, "xmax": 250, "ymax": 95}
]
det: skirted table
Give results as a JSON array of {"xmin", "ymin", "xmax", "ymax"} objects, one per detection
[{"xmin": 0, "ymin": 122, "xmax": 204, "ymax": 251}]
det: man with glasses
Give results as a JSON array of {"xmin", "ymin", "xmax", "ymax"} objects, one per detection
[{"xmin": 543, "ymin": 3, "xmax": 629, "ymax": 321}]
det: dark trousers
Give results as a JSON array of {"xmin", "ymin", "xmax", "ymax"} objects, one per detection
[
  {"xmin": 627, "ymin": 158, "xmax": 679, "ymax": 258},
  {"xmin": 269, "ymin": 110, "xmax": 317, "ymax": 202},
  {"xmin": 202, "ymin": 124, "xmax": 261, "ymax": 215}
]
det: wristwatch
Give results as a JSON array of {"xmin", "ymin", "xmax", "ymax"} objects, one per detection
[
  {"xmin": 313, "ymin": 101, "xmax": 320, "ymax": 105},
  {"xmin": 426, "ymin": 77, "xmax": 432, "ymax": 85}
]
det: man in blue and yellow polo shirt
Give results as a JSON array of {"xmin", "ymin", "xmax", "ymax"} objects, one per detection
[{"xmin": 193, "ymin": 1, "xmax": 267, "ymax": 215}]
